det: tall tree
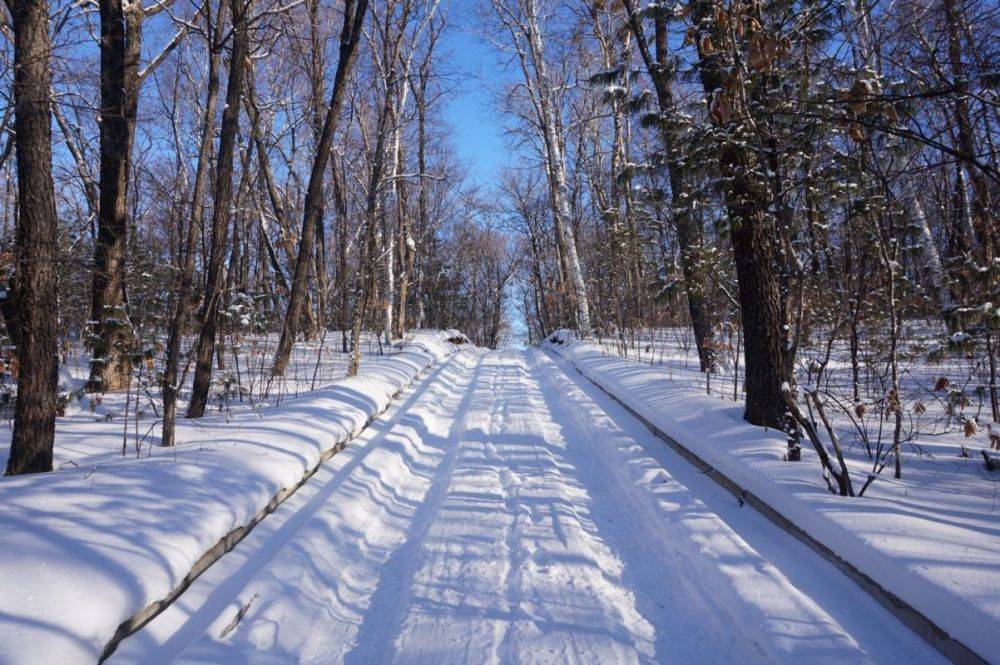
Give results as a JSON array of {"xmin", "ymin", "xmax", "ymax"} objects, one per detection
[
  {"xmin": 161, "ymin": 0, "xmax": 227, "ymax": 445},
  {"xmin": 689, "ymin": 0, "xmax": 792, "ymax": 433},
  {"xmin": 187, "ymin": 0, "xmax": 251, "ymax": 417},
  {"xmin": 620, "ymin": 0, "xmax": 718, "ymax": 371},
  {"xmin": 270, "ymin": 0, "xmax": 371, "ymax": 377},
  {"xmin": 85, "ymin": 0, "xmax": 142, "ymax": 392},
  {"xmin": 87, "ymin": 0, "xmax": 187, "ymax": 391},
  {"xmin": 3, "ymin": 0, "xmax": 59, "ymax": 475},
  {"xmin": 492, "ymin": 0, "xmax": 592, "ymax": 337}
]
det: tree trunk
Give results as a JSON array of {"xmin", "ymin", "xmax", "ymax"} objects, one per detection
[
  {"xmin": 4, "ymin": 0, "xmax": 59, "ymax": 475},
  {"xmin": 691, "ymin": 0, "xmax": 790, "ymax": 430},
  {"xmin": 87, "ymin": 0, "xmax": 142, "ymax": 393},
  {"xmin": 942, "ymin": 0, "xmax": 996, "ymax": 261},
  {"xmin": 622, "ymin": 0, "xmax": 717, "ymax": 371},
  {"xmin": 349, "ymin": 71, "xmax": 394, "ymax": 377},
  {"xmin": 331, "ymin": 155, "xmax": 351, "ymax": 353},
  {"xmin": 271, "ymin": 0, "xmax": 369, "ymax": 376},
  {"xmin": 187, "ymin": 0, "xmax": 250, "ymax": 418},
  {"xmin": 518, "ymin": 0, "xmax": 591, "ymax": 336},
  {"xmin": 161, "ymin": 1, "xmax": 225, "ymax": 446}
]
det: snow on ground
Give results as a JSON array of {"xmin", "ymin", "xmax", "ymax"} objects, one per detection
[
  {"xmin": 113, "ymin": 350, "xmax": 943, "ymax": 664},
  {"xmin": 0, "ymin": 333, "xmax": 395, "ymax": 471},
  {"xmin": 0, "ymin": 331, "xmax": 457, "ymax": 665},
  {"xmin": 544, "ymin": 332, "xmax": 1000, "ymax": 663}
]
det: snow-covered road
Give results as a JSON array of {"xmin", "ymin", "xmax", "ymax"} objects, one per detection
[{"xmin": 112, "ymin": 349, "xmax": 945, "ymax": 664}]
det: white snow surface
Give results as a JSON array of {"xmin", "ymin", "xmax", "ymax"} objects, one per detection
[
  {"xmin": 0, "ymin": 331, "xmax": 458, "ymax": 665},
  {"xmin": 543, "ymin": 331, "xmax": 1000, "ymax": 663},
  {"xmin": 111, "ymin": 349, "xmax": 943, "ymax": 664}
]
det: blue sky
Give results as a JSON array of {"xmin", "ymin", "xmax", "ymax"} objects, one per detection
[
  {"xmin": 438, "ymin": 10, "xmax": 529, "ymax": 345},
  {"xmin": 439, "ymin": 14, "xmax": 511, "ymax": 186}
]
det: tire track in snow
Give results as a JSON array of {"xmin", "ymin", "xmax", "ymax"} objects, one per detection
[
  {"xmin": 530, "ymin": 349, "xmax": 945, "ymax": 665},
  {"xmin": 343, "ymin": 356, "xmax": 488, "ymax": 663},
  {"xmin": 385, "ymin": 353, "xmax": 658, "ymax": 664}
]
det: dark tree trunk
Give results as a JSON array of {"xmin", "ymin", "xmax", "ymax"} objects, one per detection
[
  {"xmin": 187, "ymin": 0, "xmax": 250, "ymax": 418},
  {"xmin": 271, "ymin": 0, "xmax": 370, "ymax": 377},
  {"xmin": 308, "ymin": 0, "xmax": 329, "ymax": 335},
  {"xmin": 330, "ymin": 154, "xmax": 350, "ymax": 353},
  {"xmin": 690, "ymin": 0, "xmax": 791, "ymax": 431},
  {"xmin": 87, "ymin": 0, "xmax": 142, "ymax": 393},
  {"xmin": 161, "ymin": 1, "xmax": 226, "ymax": 446},
  {"xmin": 4, "ymin": 0, "xmax": 59, "ymax": 475},
  {"xmin": 622, "ymin": 0, "xmax": 716, "ymax": 372}
]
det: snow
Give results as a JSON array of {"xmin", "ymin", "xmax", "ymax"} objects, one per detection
[
  {"xmin": 543, "ymin": 331, "xmax": 1000, "ymax": 663},
  {"xmin": 0, "ymin": 332, "xmax": 401, "ymax": 471},
  {"xmin": 113, "ymin": 350, "xmax": 940, "ymax": 664},
  {"xmin": 0, "ymin": 331, "xmax": 457, "ymax": 665}
]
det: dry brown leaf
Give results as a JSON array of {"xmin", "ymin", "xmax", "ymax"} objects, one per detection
[
  {"xmin": 709, "ymin": 89, "xmax": 732, "ymax": 125},
  {"xmin": 848, "ymin": 122, "xmax": 864, "ymax": 143},
  {"xmin": 700, "ymin": 33, "xmax": 715, "ymax": 55}
]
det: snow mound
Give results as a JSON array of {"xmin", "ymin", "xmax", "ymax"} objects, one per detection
[
  {"xmin": 0, "ymin": 331, "xmax": 460, "ymax": 665},
  {"xmin": 542, "ymin": 335, "xmax": 1000, "ymax": 664}
]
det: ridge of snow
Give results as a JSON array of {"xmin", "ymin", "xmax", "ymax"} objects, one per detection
[
  {"xmin": 0, "ymin": 331, "xmax": 458, "ymax": 665},
  {"xmin": 542, "ymin": 331, "xmax": 999, "ymax": 664}
]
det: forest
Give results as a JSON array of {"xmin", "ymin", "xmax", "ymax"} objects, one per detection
[
  {"xmin": 0, "ymin": 0, "xmax": 998, "ymax": 661},
  {"xmin": 1, "ymin": 0, "xmax": 997, "ymax": 477}
]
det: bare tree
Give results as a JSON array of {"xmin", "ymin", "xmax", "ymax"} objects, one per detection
[
  {"xmin": 187, "ymin": 0, "xmax": 252, "ymax": 418},
  {"xmin": 87, "ymin": 0, "xmax": 189, "ymax": 392},
  {"xmin": 3, "ymin": 0, "xmax": 59, "ymax": 475},
  {"xmin": 161, "ymin": 0, "xmax": 227, "ymax": 445},
  {"xmin": 270, "ymin": 0, "xmax": 371, "ymax": 377},
  {"xmin": 491, "ymin": 0, "xmax": 591, "ymax": 337}
]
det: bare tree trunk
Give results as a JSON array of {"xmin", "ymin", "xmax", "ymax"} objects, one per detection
[
  {"xmin": 905, "ymin": 183, "xmax": 958, "ymax": 330},
  {"xmin": 308, "ymin": 0, "xmax": 329, "ymax": 334},
  {"xmin": 523, "ymin": 4, "xmax": 590, "ymax": 337},
  {"xmin": 187, "ymin": 0, "xmax": 250, "ymax": 418},
  {"xmin": 494, "ymin": 0, "xmax": 590, "ymax": 336},
  {"xmin": 271, "ymin": 0, "xmax": 369, "ymax": 376},
  {"xmin": 161, "ymin": 1, "xmax": 225, "ymax": 446},
  {"xmin": 942, "ymin": 0, "xmax": 996, "ymax": 261},
  {"xmin": 330, "ymin": 155, "xmax": 351, "ymax": 353},
  {"xmin": 349, "ymin": 76, "xmax": 394, "ymax": 377},
  {"xmin": 4, "ymin": 0, "xmax": 59, "ymax": 475},
  {"xmin": 86, "ymin": 0, "xmax": 143, "ymax": 393}
]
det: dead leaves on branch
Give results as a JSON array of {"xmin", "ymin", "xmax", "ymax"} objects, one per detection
[
  {"xmin": 709, "ymin": 89, "xmax": 732, "ymax": 125},
  {"xmin": 843, "ymin": 73, "xmax": 902, "ymax": 143}
]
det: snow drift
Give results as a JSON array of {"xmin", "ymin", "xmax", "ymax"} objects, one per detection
[
  {"xmin": 0, "ymin": 331, "xmax": 458, "ymax": 665},
  {"xmin": 543, "ymin": 330, "xmax": 1000, "ymax": 664}
]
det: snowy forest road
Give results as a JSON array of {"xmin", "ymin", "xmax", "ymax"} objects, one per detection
[{"xmin": 112, "ymin": 349, "xmax": 945, "ymax": 665}]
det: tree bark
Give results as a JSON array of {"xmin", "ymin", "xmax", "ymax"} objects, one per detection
[
  {"xmin": 87, "ymin": 0, "xmax": 143, "ymax": 393},
  {"xmin": 4, "ymin": 0, "xmax": 60, "ymax": 475},
  {"xmin": 271, "ymin": 0, "xmax": 370, "ymax": 376},
  {"xmin": 187, "ymin": 0, "xmax": 250, "ymax": 418}
]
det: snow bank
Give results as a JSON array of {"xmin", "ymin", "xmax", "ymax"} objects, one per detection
[
  {"xmin": 543, "ymin": 330, "xmax": 1000, "ymax": 664},
  {"xmin": 0, "ymin": 331, "xmax": 457, "ymax": 665}
]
